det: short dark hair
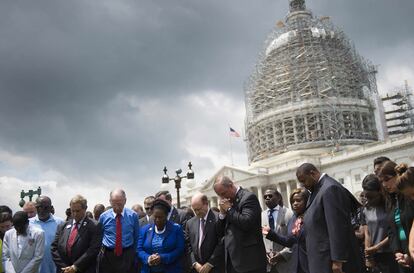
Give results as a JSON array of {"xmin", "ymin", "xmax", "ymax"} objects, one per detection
[
  {"xmin": 296, "ymin": 163, "xmax": 319, "ymax": 176},
  {"xmin": 374, "ymin": 156, "xmax": 391, "ymax": 167},
  {"xmin": 362, "ymin": 174, "xmax": 381, "ymax": 192},
  {"xmin": 155, "ymin": 191, "xmax": 172, "ymax": 201},
  {"xmin": 151, "ymin": 199, "xmax": 171, "ymax": 215}
]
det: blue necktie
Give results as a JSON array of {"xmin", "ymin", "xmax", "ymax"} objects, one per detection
[{"xmin": 268, "ymin": 208, "xmax": 275, "ymax": 231}]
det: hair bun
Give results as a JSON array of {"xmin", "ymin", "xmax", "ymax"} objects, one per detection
[{"xmin": 395, "ymin": 163, "xmax": 408, "ymax": 175}]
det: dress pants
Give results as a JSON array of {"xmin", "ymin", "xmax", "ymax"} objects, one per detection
[
  {"xmin": 226, "ymin": 252, "xmax": 266, "ymax": 273},
  {"xmin": 97, "ymin": 246, "xmax": 135, "ymax": 273}
]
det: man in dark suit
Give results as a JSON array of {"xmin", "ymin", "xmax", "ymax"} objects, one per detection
[
  {"xmin": 296, "ymin": 163, "xmax": 362, "ymax": 273},
  {"xmin": 139, "ymin": 196, "xmax": 155, "ymax": 227},
  {"xmin": 214, "ymin": 176, "xmax": 266, "ymax": 273},
  {"xmin": 186, "ymin": 193, "xmax": 224, "ymax": 273},
  {"xmin": 51, "ymin": 195, "xmax": 103, "ymax": 273},
  {"xmin": 155, "ymin": 191, "xmax": 193, "ymax": 226}
]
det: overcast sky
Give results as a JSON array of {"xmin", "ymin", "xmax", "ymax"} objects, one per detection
[{"xmin": 0, "ymin": 0, "xmax": 413, "ymax": 216}]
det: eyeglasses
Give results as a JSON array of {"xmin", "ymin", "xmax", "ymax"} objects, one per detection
[
  {"xmin": 144, "ymin": 207, "xmax": 152, "ymax": 211},
  {"xmin": 263, "ymin": 194, "xmax": 273, "ymax": 199}
]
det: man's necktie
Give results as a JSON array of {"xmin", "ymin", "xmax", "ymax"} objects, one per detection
[
  {"xmin": 66, "ymin": 223, "xmax": 78, "ymax": 256},
  {"xmin": 198, "ymin": 218, "xmax": 206, "ymax": 260},
  {"xmin": 268, "ymin": 208, "xmax": 275, "ymax": 231},
  {"xmin": 115, "ymin": 214, "xmax": 123, "ymax": 256}
]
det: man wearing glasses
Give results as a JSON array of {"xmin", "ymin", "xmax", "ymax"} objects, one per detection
[
  {"xmin": 261, "ymin": 188, "xmax": 293, "ymax": 273},
  {"xmin": 30, "ymin": 196, "xmax": 64, "ymax": 273},
  {"xmin": 139, "ymin": 196, "xmax": 155, "ymax": 227}
]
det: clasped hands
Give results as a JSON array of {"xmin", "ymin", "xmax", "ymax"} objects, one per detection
[
  {"xmin": 194, "ymin": 262, "xmax": 213, "ymax": 273},
  {"xmin": 218, "ymin": 198, "xmax": 232, "ymax": 214},
  {"xmin": 61, "ymin": 265, "xmax": 77, "ymax": 273},
  {"xmin": 148, "ymin": 253, "xmax": 161, "ymax": 266}
]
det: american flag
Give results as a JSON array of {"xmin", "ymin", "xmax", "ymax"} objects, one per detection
[{"xmin": 229, "ymin": 127, "xmax": 240, "ymax": 137}]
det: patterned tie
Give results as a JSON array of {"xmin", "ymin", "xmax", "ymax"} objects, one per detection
[
  {"xmin": 66, "ymin": 223, "xmax": 78, "ymax": 256},
  {"xmin": 115, "ymin": 214, "xmax": 123, "ymax": 256},
  {"xmin": 198, "ymin": 218, "xmax": 206, "ymax": 260},
  {"xmin": 268, "ymin": 208, "xmax": 275, "ymax": 231}
]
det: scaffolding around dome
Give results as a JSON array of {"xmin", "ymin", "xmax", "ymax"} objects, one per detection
[{"xmin": 244, "ymin": 0, "xmax": 384, "ymax": 163}]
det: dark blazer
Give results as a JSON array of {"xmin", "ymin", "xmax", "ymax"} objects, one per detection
[
  {"xmin": 185, "ymin": 210, "xmax": 224, "ymax": 273},
  {"xmin": 139, "ymin": 216, "xmax": 152, "ymax": 228},
  {"xmin": 266, "ymin": 215, "xmax": 308, "ymax": 273},
  {"xmin": 51, "ymin": 217, "xmax": 103, "ymax": 273},
  {"xmin": 137, "ymin": 221, "xmax": 185, "ymax": 273},
  {"xmin": 304, "ymin": 174, "xmax": 362, "ymax": 273},
  {"xmin": 217, "ymin": 187, "xmax": 267, "ymax": 273},
  {"xmin": 170, "ymin": 207, "xmax": 193, "ymax": 228}
]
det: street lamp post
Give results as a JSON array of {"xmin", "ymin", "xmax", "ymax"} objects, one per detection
[
  {"xmin": 19, "ymin": 187, "xmax": 42, "ymax": 208},
  {"xmin": 162, "ymin": 162, "xmax": 194, "ymax": 208}
]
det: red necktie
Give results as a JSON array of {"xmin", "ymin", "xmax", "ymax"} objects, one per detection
[
  {"xmin": 66, "ymin": 223, "xmax": 78, "ymax": 256},
  {"xmin": 115, "ymin": 214, "xmax": 122, "ymax": 256}
]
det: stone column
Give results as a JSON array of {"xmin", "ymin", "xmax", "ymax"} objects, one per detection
[{"xmin": 257, "ymin": 186, "xmax": 264, "ymax": 211}]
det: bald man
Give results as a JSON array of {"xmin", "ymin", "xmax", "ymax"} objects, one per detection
[
  {"xmin": 97, "ymin": 189, "xmax": 140, "ymax": 273},
  {"xmin": 186, "ymin": 193, "xmax": 224, "ymax": 273},
  {"xmin": 30, "ymin": 196, "xmax": 64, "ymax": 273}
]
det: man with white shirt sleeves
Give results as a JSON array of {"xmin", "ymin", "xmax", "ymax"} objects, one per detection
[
  {"xmin": 185, "ymin": 193, "xmax": 224, "ymax": 273},
  {"xmin": 97, "ymin": 189, "xmax": 140, "ymax": 273},
  {"xmin": 296, "ymin": 163, "xmax": 362, "ymax": 273},
  {"xmin": 261, "ymin": 188, "xmax": 293, "ymax": 273},
  {"xmin": 2, "ymin": 211, "xmax": 45, "ymax": 273}
]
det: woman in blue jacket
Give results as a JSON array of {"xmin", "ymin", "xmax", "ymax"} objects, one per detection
[
  {"xmin": 262, "ymin": 188, "xmax": 310, "ymax": 273},
  {"xmin": 137, "ymin": 199, "xmax": 185, "ymax": 273}
]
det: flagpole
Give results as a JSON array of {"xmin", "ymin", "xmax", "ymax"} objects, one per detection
[{"xmin": 228, "ymin": 126, "xmax": 234, "ymax": 166}]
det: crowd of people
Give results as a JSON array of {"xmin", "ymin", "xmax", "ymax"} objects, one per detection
[{"xmin": 1, "ymin": 157, "xmax": 414, "ymax": 273}]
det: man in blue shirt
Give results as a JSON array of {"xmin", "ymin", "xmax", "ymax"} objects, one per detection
[
  {"xmin": 97, "ymin": 188, "xmax": 140, "ymax": 273},
  {"xmin": 30, "ymin": 196, "xmax": 64, "ymax": 273}
]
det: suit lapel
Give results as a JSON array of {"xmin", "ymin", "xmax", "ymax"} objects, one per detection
[
  {"xmin": 275, "ymin": 206, "xmax": 285, "ymax": 231},
  {"xmin": 306, "ymin": 177, "xmax": 324, "ymax": 210},
  {"xmin": 200, "ymin": 211, "xmax": 213, "ymax": 246},
  {"xmin": 62, "ymin": 221, "xmax": 72, "ymax": 252},
  {"xmin": 73, "ymin": 218, "xmax": 88, "ymax": 247}
]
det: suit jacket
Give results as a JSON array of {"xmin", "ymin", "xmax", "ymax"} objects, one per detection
[
  {"xmin": 169, "ymin": 207, "xmax": 193, "ymax": 228},
  {"xmin": 2, "ymin": 225, "xmax": 45, "ymax": 273},
  {"xmin": 266, "ymin": 215, "xmax": 309, "ymax": 273},
  {"xmin": 137, "ymin": 221, "xmax": 185, "ymax": 273},
  {"xmin": 261, "ymin": 206, "xmax": 293, "ymax": 272},
  {"xmin": 304, "ymin": 174, "xmax": 362, "ymax": 273},
  {"xmin": 139, "ymin": 216, "xmax": 152, "ymax": 228},
  {"xmin": 51, "ymin": 217, "xmax": 103, "ymax": 273},
  {"xmin": 185, "ymin": 210, "xmax": 224, "ymax": 273},
  {"xmin": 217, "ymin": 187, "xmax": 267, "ymax": 273}
]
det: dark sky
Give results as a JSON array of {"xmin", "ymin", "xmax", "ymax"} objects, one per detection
[{"xmin": 0, "ymin": 0, "xmax": 413, "ymax": 215}]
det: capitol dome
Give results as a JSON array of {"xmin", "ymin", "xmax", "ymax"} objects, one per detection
[{"xmin": 245, "ymin": 0, "xmax": 382, "ymax": 163}]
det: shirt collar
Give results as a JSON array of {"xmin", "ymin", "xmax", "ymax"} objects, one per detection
[
  {"xmin": 202, "ymin": 208, "xmax": 210, "ymax": 221},
  {"xmin": 318, "ymin": 173, "xmax": 326, "ymax": 182},
  {"xmin": 268, "ymin": 205, "xmax": 280, "ymax": 212},
  {"xmin": 72, "ymin": 216, "xmax": 86, "ymax": 226},
  {"xmin": 34, "ymin": 214, "xmax": 55, "ymax": 223}
]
